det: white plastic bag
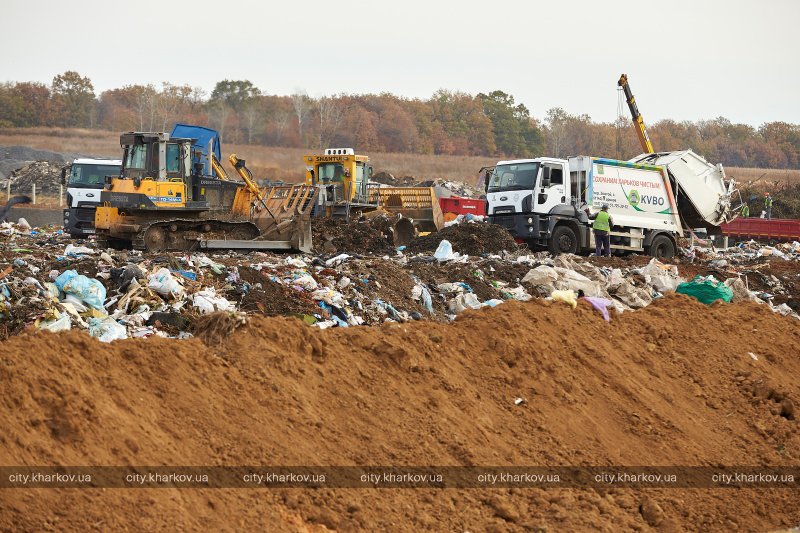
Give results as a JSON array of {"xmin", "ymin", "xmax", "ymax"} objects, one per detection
[
  {"xmin": 191, "ymin": 288, "xmax": 235, "ymax": 314},
  {"xmin": 434, "ymin": 240, "xmax": 455, "ymax": 261},
  {"xmin": 88, "ymin": 316, "xmax": 127, "ymax": 342},
  {"xmin": 147, "ymin": 268, "xmax": 184, "ymax": 298}
]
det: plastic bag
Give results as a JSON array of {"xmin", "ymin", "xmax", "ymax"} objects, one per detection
[
  {"xmin": 293, "ymin": 274, "xmax": 319, "ymax": 291},
  {"xmin": 434, "ymin": 240, "xmax": 456, "ymax": 261},
  {"xmin": 147, "ymin": 268, "xmax": 184, "ymax": 298},
  {"xmin": 676, "ymin": 276, "xmax": 734, "ymax": 305},
  {"xmin": 550, "ymin": 289, "xmax": 577, "ymax": 309},
  {"xmin": 583, "ymin": 296, "xmax": 613, "ymax": 321},
  {"xmin": 191, "ymin": 288, "xmax": 235, "ymax": 314},
  {"xmin": 447, "ymin": 293, "xmax": 482, "ymax": 314},
  {"xmin": 522, "ymin": 265, "xmax": 559, "ymax": 286},
  {"xmin": 64, "ymin": 243, "xmax": 95, "ymax": 256},
  {"xmin": 38, "ymin": 314, "xmax": 72, "ymax": 332},
  {"xmin": 88, "ymin": 316, "xmax": 127, "ymax": 342},
  {"xmin": 54, "ymin": 270, "xmax": 107, "ymax": 310}
]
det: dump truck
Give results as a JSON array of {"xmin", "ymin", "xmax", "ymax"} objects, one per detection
[
  {"xmin": 303, "ymin": 148, "xmax": 444, "ymax": 245},
  {"xmin": 95, "ymin": 129, "xmax": 317, "ymax": 252},
  {"xmin": 61, "ymin": 158, "xmax": 122, "ymax": 237},
  {"xmin": 484, "ymin": 150, "xmax": 737, "ymax": 258}
]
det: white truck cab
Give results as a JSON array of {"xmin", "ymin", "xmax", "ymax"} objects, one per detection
[{"xmin": 62, "ymin": 158, "xmax": 122, "ymax": 237}]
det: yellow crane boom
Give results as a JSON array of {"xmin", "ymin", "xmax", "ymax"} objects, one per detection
[{"xmin": 618, "ymin": 74, "xmax": 654, "ymax": 154}]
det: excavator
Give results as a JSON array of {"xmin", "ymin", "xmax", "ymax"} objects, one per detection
[
  {"xmin": 94, "ymin": 128, "xmax": 318, "ymax": 252},
  {"xmin": 618, "ymin": 73, "xmax": 655, "ymax": 154},
  {"xmin": 303, "ymin": 148, "xmax": 444, "ymax": 245}
]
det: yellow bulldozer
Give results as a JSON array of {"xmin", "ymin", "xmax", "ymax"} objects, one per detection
[
  {"xmin": 303, "ymin": 148, "xmax": 443, "ymax": 245},
  {"xmin": 95, "ymin": 130, "xmax": 318, "ymax": 252}
]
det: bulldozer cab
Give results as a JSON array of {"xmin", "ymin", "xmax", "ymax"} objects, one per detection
[
  {"xmin": 120, "ymin": 132, "xmax": 195, "ymax": 182},
  {"xmin": 304, "ymin": 148, "xmax": 375, "ymax": 214}
]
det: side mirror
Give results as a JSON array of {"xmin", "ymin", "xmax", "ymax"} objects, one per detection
[
  {"xmin": 541, "ymin": 167, "xmax": 551, "ymax": 188},
  {"xmin": 483, "ymin": 171, "xmax": 490, "ymax": 193},
  {"xmin": 60, "ymin": 166, "xmax": 68, "ymax": 185},
  {"xmin": 368, "ymin": 166, "xmax": 374, "ymax": 177}
]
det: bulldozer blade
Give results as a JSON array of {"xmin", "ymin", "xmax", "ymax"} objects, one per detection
[
  {"xmin": 369, "ymin": 187, "xmax": 444, "ymax": 234},
  {"xmin": 249, "ymin": 184, "xmax": 319, "ymax": 252}
]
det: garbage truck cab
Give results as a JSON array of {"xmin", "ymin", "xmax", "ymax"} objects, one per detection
[
  {"xmin": 61, "ymin": 158, "xmax": 122, "ymax": 237},
  {"xmin": 484, "ymin": 151, "xmax": 736, "ymax": 258}
]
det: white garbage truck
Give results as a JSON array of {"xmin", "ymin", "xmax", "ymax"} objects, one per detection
[
  {"xmin": 61, "ymin": 158, "xmax": 122, "ymax": 237},
  {"xmin": 484, "ymin": 150, "xmax": 737, "ymax": 258}
]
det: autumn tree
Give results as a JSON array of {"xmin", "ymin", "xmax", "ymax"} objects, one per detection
[
  {"xmin": 479, "ymin": 90, "xmax": 542, "ymax": 157},
  {"xmin": 51, "ymin": 71, "xmax": 95, "ymax": 128},
  {"xmin": 0, "ymin": 82, "xmax": 51, "ymax": 127}
]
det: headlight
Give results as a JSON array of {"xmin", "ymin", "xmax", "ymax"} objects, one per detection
[
  {"xmin": 527, "ymin": 217, "xmax": 533, "ymax": 224},
  {"xmin": 528, "ymin": 227, "xmax": 534, "ymax": 233}
]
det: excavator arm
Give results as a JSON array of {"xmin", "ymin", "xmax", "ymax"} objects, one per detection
[{"xmin": 618, "ymin": 74, "xmax": 654, "ymax": 154}]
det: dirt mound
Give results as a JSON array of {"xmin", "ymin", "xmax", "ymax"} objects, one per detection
[
  {"xmin": 7, "ymin": 160, "xmax": 63, "ymax": 196},
  {"xmin": 2, "ymin": 295, "xmax": 799, "ymax": 531},
  {"xmin": 406, "ymin": 222, "xmax": 519, "ymax": 255},
  {"xmin": 311, "ymin": 217, "xmax": 394, "ymax": 255}
]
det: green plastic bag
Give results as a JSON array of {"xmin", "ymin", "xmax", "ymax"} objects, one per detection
[{"xmin": 676, "ymin": 275, "xmax": 733, "ymax": 305}]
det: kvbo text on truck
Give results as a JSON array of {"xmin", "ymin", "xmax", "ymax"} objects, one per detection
[{"xmin": 483, "ymin": 150, "xmax": 738, "ymax": 258}]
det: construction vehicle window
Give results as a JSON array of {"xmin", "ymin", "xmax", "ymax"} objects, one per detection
[
  {"xmin": 356, "ymin": 163, "xmax": 366, "ymax": 185},
  {"xmin": 166, "ymin": 144, "xmax": 181, "ymax": 173},
  {"xmin": 125, "ymin": 145, "xmax": 147, "ymax": 170},
  {"xmin": 488, "ymin": 162, "xmax": 540, "ymax": 192},
  {"xmin": 548, "ymin": 166, "xmax": 564, "ymax": 185},
  {"xmin": 318, "ymin": 163, "xmax": 345, "ymax": 183},
  {"xmin": 70, "ymin": 164, "xmax": 121, "ymax": 186}
]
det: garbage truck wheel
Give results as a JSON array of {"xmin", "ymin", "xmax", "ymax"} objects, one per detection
[
  {"xmin": 649, "ymin": 234, "xmax": 675, "ymax": 259},
  {"xmin": 549, "ymin": 225, "xmax": 578, "ymax": 255}
]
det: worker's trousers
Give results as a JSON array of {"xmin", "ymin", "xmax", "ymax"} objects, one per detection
[
  {"xmin": 766, "ymin": 206, "xmax": 772, "ymax": 220},
  {"xmin": 594, "ymin": 230, "xmax": 611, "ymax": 257}
]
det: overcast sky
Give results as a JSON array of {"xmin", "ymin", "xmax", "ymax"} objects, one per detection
[{"xmin": 3, "ymin": 0, "xmax": 798, "ymax": 126}]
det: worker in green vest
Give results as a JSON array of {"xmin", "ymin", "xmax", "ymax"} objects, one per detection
[
  {"xmin": 764, "ymin": 192, "xmax": 773, "ymax": 220},
  {"xmin": 589, "ymin": 204, "xmax": 613, "ymax": 257},
  {"xmin": 740, "ymin": 203, "xmax": 750, "ymax": 218}
]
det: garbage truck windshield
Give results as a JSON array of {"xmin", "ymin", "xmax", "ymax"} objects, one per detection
[
  {"xmin": 69, "ymin": 164, "xmax": 121, "ymax": 187},
  {"xmin": 488, "ymin": 162, "xmax": 540, "ymax": 192}
]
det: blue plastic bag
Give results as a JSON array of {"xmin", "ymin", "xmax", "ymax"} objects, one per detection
[{"xmin": 55, "ymin": 270, "xmax": 107, "ymax": 310}]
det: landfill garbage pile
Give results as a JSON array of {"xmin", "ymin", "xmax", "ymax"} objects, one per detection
[
  {"xmin": 311, "ymin": 217, "xmax": 394, "ymax": 255},
  {"xmin": 418, "ymin": 178, "xmax": 483, "ymax": 198},
  {"xmin": 2, "ymin": 215, "xmax": 800, "ymax": 342},
  {"xmin": 0, "ymin": 145, "xmax": 72, "ymax": 181},
  {"xmin": 2, "ymin": 296, "xmax": 799, "ymax": 531},
  {"xmin": 370, "ymin": 171, "xmax": 419, "ymax": 187},
  {"xmin": 405, "ymin": 222, "xmax": 519, "ymax": 256},
  {"xmin": 371, "ymin": 171, "xmax": 482, "ymax": 198},
  {"xmin": 5, "ymin": 160, "xmax": 64, "ymax": 196}
]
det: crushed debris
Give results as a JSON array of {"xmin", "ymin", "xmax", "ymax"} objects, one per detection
[
  {"xmin": 1, "ymin": 216, "xmax": 799, "ymax": 343},
  {"xmin": 6, "ymin": 160, "xmax": 64, "ymax": 196}
]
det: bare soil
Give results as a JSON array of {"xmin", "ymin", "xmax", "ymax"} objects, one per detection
[{"xmin": 1, "ymin": 295, "xmax": 799, "ymax": 531}]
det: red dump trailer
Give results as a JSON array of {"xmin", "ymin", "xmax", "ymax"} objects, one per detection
[
  {"xmin": 439, "ymin": 196, "xmax": 487, "ymax": 221},
  {"xmin": 720, "ymin": 218, "xmax": 800, "ymax": 242}
]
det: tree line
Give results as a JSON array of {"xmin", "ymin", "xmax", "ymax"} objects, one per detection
[{"xmin": 1, "ymin": 71, "xmax": 798, "ymax": 169}]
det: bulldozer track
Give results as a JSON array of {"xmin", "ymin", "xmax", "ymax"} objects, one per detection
[{"xmin": 131, "ymin": 219, "xmax": 260, "ymax": 252}]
